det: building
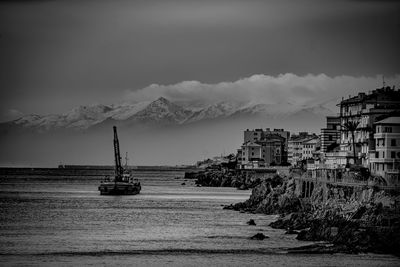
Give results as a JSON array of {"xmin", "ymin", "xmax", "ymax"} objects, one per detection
[
  {"xmin": 320, "ymin": 116, "xmax": 340, "ymax": 153},
  {"xmin": 239, "ymin": 133, "xmax": 286, "ymax": 168},
  {"xmin": 302, "ymin": 137, "xmax": 320, "ymax": 160},
  {"xmin": 288, "ymin": 132, "xmax": 318, "ymax": 165},
  {"xmin": 338, "ymin": 86, "xmax": 400, "ymax": 167},
  {"xmin": 244, "ymin": 128, "xmax": 264, "ymax": 143},
  {"xmin": 264, "ymin": 128, "xmax": 290, "ymax": 153},
  {"xmin": 244, "ymin": 128, "xmax": 289, "ymax": 147},
  {"xmin": 243, "ymin": 128, "xmax": 289, "ymax": 164},
  {"xmin": 370, "ymin": 117, "xmax": 400, "ymax": 185}
]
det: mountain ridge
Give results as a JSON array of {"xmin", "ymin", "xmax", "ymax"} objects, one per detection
[{"xmin": 1, "ymin": 97, "xmax": 335, "ymax": 133}]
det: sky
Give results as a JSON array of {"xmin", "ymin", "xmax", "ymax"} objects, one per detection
[
  {"xmin": 1, "ymin": 0, "xmax": 400, "ymax": 166},
  {"xmin": 0, "ymin": 0, "xmax": 399, "ymax": 122}
]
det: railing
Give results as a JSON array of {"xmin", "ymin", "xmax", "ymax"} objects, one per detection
[{"xmin": 294, "ymin": 173, "xmax": 400, "ymax": 191}]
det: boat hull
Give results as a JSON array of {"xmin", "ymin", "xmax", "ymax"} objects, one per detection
[{"xmin": 98, "ymin": 182, "xmax": 141, "ymax": 195}]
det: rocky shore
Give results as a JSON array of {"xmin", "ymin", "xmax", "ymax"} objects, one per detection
[
  {"xmin": 189, "ymin": 170, "xmax": 263, "ymax": 189},
  {"xmin": 224, "ymin": 174, "xmax": 400, "ymax": 256}
]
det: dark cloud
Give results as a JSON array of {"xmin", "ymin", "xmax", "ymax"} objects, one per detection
[{"xmin": 0, "ymin": 0, "xmax": 399, "ymax": 116}]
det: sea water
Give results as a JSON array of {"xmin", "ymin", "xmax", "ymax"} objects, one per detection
[{"xmin": 0, "ymin": 171, "xmax": 399, "ymax": 266}]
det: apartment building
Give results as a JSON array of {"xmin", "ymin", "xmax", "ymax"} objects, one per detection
[{"xmin": 370, "ymin": 117, "xmax": 400, "ymax": 185}]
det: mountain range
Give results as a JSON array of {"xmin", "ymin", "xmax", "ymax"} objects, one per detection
[
  {"xmin": 0, "ymin": 97, "xmax": 338, "ymax": 166},
  {"xmin": 1, "ymin": 97, "xmax": 335, "ymax": 133}
]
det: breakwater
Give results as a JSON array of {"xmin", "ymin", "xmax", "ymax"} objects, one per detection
[{"xmin": 0, "ymin": 166, "xmax": 200, "ymax": 178}]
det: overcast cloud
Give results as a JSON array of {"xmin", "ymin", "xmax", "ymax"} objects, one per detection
[
  {"xmin": 126, "ymin": 74, "xmax": 400, "ymax": 109},
  {"xmin": 0, "ymin": 0, "xmax": 399, "ymax": 119}
]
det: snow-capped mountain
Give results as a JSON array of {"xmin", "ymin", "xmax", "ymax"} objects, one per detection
[
  {"xmin": 183, "ymin": 102, "xmax": 238, "ymax": 123},
  {"xmin": 12, "ymin": 104, "xmax": 113, "ymax": 131},
  {"xmin": 1, "ymin": 97, "xmax": 335, "ymax": 133},
  {"xmin": 107, "ymin": 101, "xmax": 150, "ymax": 120},
  {"xmin": 124, "ymin": 97, "xmax": 193, "ymax": 125}
]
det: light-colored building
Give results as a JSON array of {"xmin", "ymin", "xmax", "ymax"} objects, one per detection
[
  {"xmin": 288, "ymin": 132, "xmax": 318, "ymax": 165},
  {"xmin": 370, "ymin": 117, "xmax": 400, "ymax": 185},
  {"xmin": 302, "ymin": 137, "xmax": 320, "ymax": 160},
  {"xmin": 338, "ymin": 86, "xmax": 400, "ymax": 167}
]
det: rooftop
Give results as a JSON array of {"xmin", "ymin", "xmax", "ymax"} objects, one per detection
[
  {"xmin": 339, "ymin": 86, "xmax": 400, "ymax": 106},
  {"xmin": 374, "ymin": 116, "xmax": 400, "ymax": 125}
]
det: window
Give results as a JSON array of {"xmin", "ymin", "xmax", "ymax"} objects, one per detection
[
  {"xmin": 384, "ymin": 127, "xmax": 392, "ymax": 133},
  {"xmin": 382, "ymin": 151, "xmax": 385, "ymax": 158},
  {"xmin": 375, "ymin": 152, "xmax": 379, "ymax": 158},
  {"xmin": 391, "ymin": 139, "xmax": 396, "ymax": 147},
  {"xmin": 251, "ymin": 152, "xmax": 254, "ymax": 156},
  {"xmin": 391, "ymin": 151, "xmax": 396, "ymax": 159},
  {"xmin": 378, "ymin": 138, "xmax": 385, "ymax": 147},
  {"xmin": 329, "ymin": 135, "xmax": 333, "ymax": 141}
]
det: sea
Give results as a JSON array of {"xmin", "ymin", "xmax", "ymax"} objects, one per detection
[{"xmin": 0, "ymin": 170, "xmax": 399, "ymax": 266}]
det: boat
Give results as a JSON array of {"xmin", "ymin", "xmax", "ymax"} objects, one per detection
[{"xmin": 98, "ymin": 126, "xmax": 141, "ymax": 195}]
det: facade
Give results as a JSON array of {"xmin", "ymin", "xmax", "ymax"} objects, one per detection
[
  {"xmin": 242, "ymin": 128, "xmax": 289, "ymax": 165},
  {"xmin": 264, "ymin": 128, "xmax": 290, "ymax": 155},
  {"xmin": 370, "ymin": 117, "xmax": 400, "ymax": 185},
  {"xmin": 288, "ymin": 132, "xmax": 318, "ymax": 165},
  {"xmin": 320, "ymin": 116, "xmax": 340, "ymax": 153},
  {"xmin": 302, "ymin": 137, "xmax": 320, "ymax": 160},
  {"xmin": 239, "ymin": 134, "xmax": 286, "ymax": 168},
  {"xmin": 338, "ymin": 86, "xmax": 400, "ymax": 167},
  {"xmin": 244, "ymin": 128, "xmax": 289, "ymax": 148},
  {"xmin": 243, "ymin": 128, "xmax": 264, "ymax": 143}
]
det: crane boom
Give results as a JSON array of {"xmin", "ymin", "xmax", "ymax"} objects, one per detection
[{"xmin": 113, "ymin": 126, "xmax": 123, "ymax": 181}]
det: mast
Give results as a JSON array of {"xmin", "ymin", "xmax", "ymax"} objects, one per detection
[{"xmin": 113, "ymin": 126, "xmax": 123, "ymax": 181}]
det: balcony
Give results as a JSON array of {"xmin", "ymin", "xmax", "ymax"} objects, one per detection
[
  {"xmin": 387, "ymin": 169, "xmax": 400, "ymax": 174},
  {"xmin": 374, "ymin": 132, "xmax": 399, "ymax": 138},
  {"xmin": 325, "ymin": 151, "xmax": 351, "ymax": 158},
  {"xmin": 370, "ymin": 158, "xmax": 400, "ymax": 163}
]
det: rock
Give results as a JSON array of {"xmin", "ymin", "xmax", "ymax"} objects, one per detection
[
  {"xmin": 247, "ymin": 219, "xmax": 256, "ymax": 225},
  {"xmin": 181, "ymin": 182, "xmax": 186, "ymax": 185},
  {"xmin": 250, "ymin": 233, "xmax": 268, "ymax": 240},
  {"xmin": 269, "ymin": 212, "xmax": 310, "ymax": 230},
  {"xmin": 238, "ymin": 184, "xmax": 248, "ymax": 190},
  {"xmin": 296, "ymin": 229, "xmax": 309, "ymax": 240}
]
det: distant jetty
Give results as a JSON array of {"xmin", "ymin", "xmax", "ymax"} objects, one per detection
[{"xmin": 0, "ymin": 165, "xmax": 201, "ymax": 178}]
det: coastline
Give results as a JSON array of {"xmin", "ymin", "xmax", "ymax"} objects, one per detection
[{"xmin": 193, "ymin": 169, "xmax": 400, "ymax": 256}]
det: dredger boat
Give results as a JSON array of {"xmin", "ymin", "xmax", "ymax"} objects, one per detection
[{"xmin": 98, "ymin": 126, "xmax": 141, "ymax": 195}]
